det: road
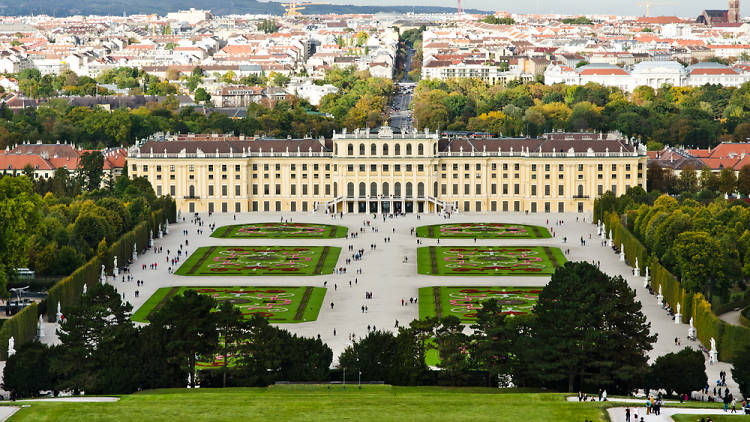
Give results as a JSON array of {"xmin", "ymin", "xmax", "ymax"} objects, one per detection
[{"xmin": 390, "ymin": 48, "xmax": 416, "ymax": 133}]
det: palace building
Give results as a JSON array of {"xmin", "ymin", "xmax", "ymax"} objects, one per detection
[{"xmin": 128, "ymin": 128, "xmax": 647, "ymax": 215}]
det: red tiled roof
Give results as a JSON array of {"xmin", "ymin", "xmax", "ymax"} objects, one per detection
[
  {"xmin": 579, "ymin": 68, "xmax": 629, "ymax": 76},
  {"xmin": 690, "ymin": 68, "xmax": 739, "ymax": 75}
]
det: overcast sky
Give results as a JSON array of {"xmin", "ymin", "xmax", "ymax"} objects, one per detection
[{"xmin": 325, "ymin": 0, "xmax": 740, "ymax": 18}]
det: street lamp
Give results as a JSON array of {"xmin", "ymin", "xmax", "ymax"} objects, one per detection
[{"xmin": 358, "ymin": 371, "xmax": 362, "ymax": 389}]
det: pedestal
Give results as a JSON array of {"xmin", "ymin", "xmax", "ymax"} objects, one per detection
[
  {"xmin": 56, "ymin": 311, "xmax": 62, "ymax": 323},
  {"xmin": 709, "ymin": 350, "xmax": 718, "ymax": 364},
  {"xmin": 635, "ymin": 267, "xmax": 641, "ymax": 277},
  {"xmin": 657, "ymin": 294, "xmax": 664, "ymax": 307},
  {"xmin": 608, "ymin": 239, "xmax": 612, "ymax": 247},
  {"xmin": 643, "ymin": 276, "xmax": 649, "ymax": 288},
  {"xmin": 675, "ymin": 313, "xmax": 681, "ymax": 324},
  {"xmin": 688, "ymin": 327, "xmax": 696, "ymax": 339},
  {"xmin": 619, "ymin": 252, "xmax": 625, "ymax": 262}
]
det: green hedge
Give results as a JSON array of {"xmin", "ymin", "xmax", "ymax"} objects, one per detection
[
  {"xmin": 602, "ymin": 211, "xmax": 750, "ymax": 362},
  {"xmin": 0, "ymin": 303, "xmax": 38, "ymax": 360},
  {"xmin": 46, "ymin": 208, "xmax": 168, "ymax": 322},
  {"xmin": 741, "ymin": 306, "xmax": 750, "ymax": 328},
  {"xmin": 46, "ymin": 256, "xmax": 101, "ymax": 322}
]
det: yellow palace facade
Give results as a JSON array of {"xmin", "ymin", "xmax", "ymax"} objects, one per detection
[{"xmin": 128, "ymin": 128, "xmax": 647, "ymax": 215}]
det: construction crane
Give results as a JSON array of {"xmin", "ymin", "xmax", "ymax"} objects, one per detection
[
  {"xmin": 282, "ymin": 0, "xmax": 324, "ymax": 16},
  {"xmin": 637, "ymin": 0, "xmax": 676, "ymax": 17}
]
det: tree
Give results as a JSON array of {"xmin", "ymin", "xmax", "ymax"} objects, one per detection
[
  {"xmin": 0, "ymin": 176, "xmax": 41, "ymax": 298},
  {"xmin": 165, "ymin": 68, "xmax": 180, "ymax": 81},
  {"xmin": 700, "ymin": 167, "xmax": 720, "ymax": 192},
  {"xmin": 523, "ymin": 262, "xmax": 655, "ymax": 392},
  {"xmin": 470, "ymin": 298, "xmax": 523, "ymax": 386},
  {"xmin": 150, "ymin": 290, "xmax": 219, "ymax": 387},
  {"xmin": 676, "ymin": 166, "xmax": 698, "ymax": 193},
  {"xmin": 673, "ymin": 231, "xmax": 726, "ymax": 299},
  {"xmin": 194, "ymin": 87, "xmax": 211, "ymax": 103},
  {"xmin": 732, "ymin": 345, "xmax": 750, "ymax": 397},
  {"xmin": 214, "ymin": 302, "xmax": 243, "ymax": 388},
  {"xmin": 718, "ymin": 167, "xmax": 737, "ymax": 195},
  {"xmin": 652, "ymin": 348, "xmax": 707, "ymax": 397},
  {"xmin": 3, "ymin": 342, "xmax": 57, "ymax": 398},
  {"xmin": 738, "ymin": 165, "xmax": 750, "ymax": 196},
  {"xmin": 78, "ymin": 151, "xmax": 104, "ymax": 191},
  {"xmin": 54, "ymin": 283, "xmax": 138, "ymax": 394},
  {"xmin": 434, "ymin": 316, "xmax": 473, "ymax": 384}
]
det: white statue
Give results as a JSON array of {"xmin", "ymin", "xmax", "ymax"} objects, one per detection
[
  {"xmin": 83, "ymin": 284, "xmax": 87, "ymax": 295},
  {"xmin": 100, "ymin": 264, "xmax": 106, "ymax": 284},
  {"xmin": 690, "ymin": 317, "xmax": 694, "ymax": 329},
  {"xmin": 132, "ymin": 244, "xmax": 138, "ymax": 262},
  {"xmin": 164, "ymin": 220, "xmax": 169, "ymax": 234},
  {"xmin": 634, "ymin": 257, "xmax": 640, "ymax": 277},
  {"xmin": 113, "ymin": 256, "xmax": 119, "ymax": 278},
  {"xmin": 709, "ymin": 337, "xmax": 718, "ymax": 364},
  {"xmin": 643, "ymin": 266, "xmax": 650, "ymax": 288},
  {"xmin": 56, "ymin": 302, "xmax": 62, "ymax": 323},
  {"xmin": 657, "ymin": 285, "xmax": 664, "ymax": 307},
  {"xmin": 37, "ymin": 315, "xmax": 44, "ymax": 339},
  {"xmin": 710, "ymin": 337, "xmax": 716, "ymax": 351},
  {"xmin": 677, "ymin": 303, "xmax": 681, "ymax": 314},
  {"xmin": 689, "ymin": 317, "xmax": 696, "ymax": 339},
  {"xmin": 619, "ymin": 244, "xmax": 625, "ymax": 262},
  {"xmin": 7, "ymin": 336, "xmax": 14, "ymax": 357},
  {"xmin": 675, "ymin": 302, "xmax": 682, "ymax": 324}
]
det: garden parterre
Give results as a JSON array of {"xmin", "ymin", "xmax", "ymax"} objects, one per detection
[
  {"xmin": 419, "ymin": 286, "xmax": 541, "ymax": 322},
  {"xmin": 416, "ymin": 223, "xmax": 551, "ymax": 239},
  {"xmin": 417, "ymin": 246, "xmax": 566, "ymax": 276},
  {"xmin": 211, "ymin": 222, "xmax": 348, "ymax": 238},
  {"xmin": 174, "ymin": 246, "xmax": 340, "ymax": 276}
]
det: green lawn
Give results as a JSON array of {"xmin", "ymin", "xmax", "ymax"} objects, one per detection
[
  {"xmin": 673, "ymin": 414, "xmax": 748, "ymax": 421},
  {"xmin": 417, "ymin": 246, "xmax": 566, "ymax": 276},
  {"xmin": 5, "ymin": 386, "xmax": 611, "ymax": 422},
  {"xmin": 175, "ymin": 246, "xmax": 341, "ymax": 276},
  {"xmin": 131, "ymin": 286, "xmax": 326, "ymax": 324},
  {"xmin": 419, "ymin": 286, "xmax": 541, "ymax": 322},
  {"xmin": 416, "ymin": 223, "xmax": 551, "ymax": 239},
  {"xmin": 211, "ymin": 223, "xmax": 348, "ymax": 238}
]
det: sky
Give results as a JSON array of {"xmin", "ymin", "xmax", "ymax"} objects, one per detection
[{"xmin": 321, "ymin": 0, "xmax": 740, "ymax": 18}]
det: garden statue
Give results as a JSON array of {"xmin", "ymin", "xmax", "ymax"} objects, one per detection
[
  {"xmin": 657, "ymin": 285, "xmax": 664, "ymax": 307},
  {"xmin": 83, "ymin": 284, "xmax": 87, "ymax": 295},
  {"xmin": 634, "ymin": 257, "xmax": 640, "ymax": 277},
  {"xmin": 709, "ymin": 337, "xmax": 718, "ymax": 364},
  {"xmin": 619, "ymin": 244, "xmax": 625, "ymax": 262},
  {"xmin": 675, "ymin": 302, "xmax": 681, "ymax": 324},
  {"xmin": 57, "ymin": 302, "xmax": 62, "ymax": 323},
  {"xmin": 689, "ymin": 318, "xmax": 696, "ymax": 339},
  {"xmin": 7, "ymin": 336, "xmax": 14, "ymax": 357},
  {"xmin": 113, "ymin": 256, "xmax": 119, "ymax": 278},
  {"xmin": 132, "ymin": 244, "xmax": 138, "ymax": 262},
  {"xmin": 643, "ymin": 266, "xmax": 650, "ymax": 288},
  {"xmin": 37, "ymin": 315, "xmax": 44, "ymax": 339},
  {"xmin": 100, "ymin": 265, "xmax": 106, "ymax": 284}
]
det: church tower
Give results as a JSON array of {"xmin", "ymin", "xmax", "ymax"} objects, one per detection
[{"xmin": 729, "ymin": 0, "xmax": 740, "ymax": 23}]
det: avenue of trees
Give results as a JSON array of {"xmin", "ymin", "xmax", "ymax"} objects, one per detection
[
  {"xmin": 412, "ymin": 78, "xmax": 750, "ymax": 148},
  {"xmin": 318, "ymin": 67, "xmax": 394, "ymax": 129},
  {"xmin": 598, "ymin": 189, "xmax": 750, "ymax": 301}
]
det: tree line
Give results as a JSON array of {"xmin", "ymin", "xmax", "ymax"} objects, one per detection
[
  {"xmin": 3, "ymin": 261, "xmax": 723, "ymax": 398},
  {"xmin": 412, "ymin": 78, "xmax": 750, "ymax": 149}
]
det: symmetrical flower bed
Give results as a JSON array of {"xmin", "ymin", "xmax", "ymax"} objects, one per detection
[
  {"xmin": 419, "ymin": 286, "xmax": 541, "ymax": 322},
  {"xmin": 175, "ymin": 246, "xmax": 340, "ymax": 276},
  {"xmin": 132, "ymin": 286, "xmax": 326, "ymax": 324},
  {"xmin": 416, "ymin": 223, "xmax": 550, "ymax": 239},
  {"xmin": 211, "ymin": 222, "xmax": 348, "ymax": 238},
  {"xmin": 417, "ymin": 246, "xmax": 565, "ymax": 276}
]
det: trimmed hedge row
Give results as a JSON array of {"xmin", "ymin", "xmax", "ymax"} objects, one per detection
[
  {"xmin": 741, "ymin": 306, "xmax": 750, "ymax": 328},
  {"xmin": 46, "ymin": 207, "xmax": 172, "ymax": 323},
  {"xmin": 0, "ymin": 303, "xmax": 38, "ymax": 360},
  {"xmin": 602, "ymin": 211, "xmax": 750, "ymax": 361}
]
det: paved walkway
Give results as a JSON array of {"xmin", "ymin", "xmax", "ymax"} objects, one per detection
[
  {"xmin": 0, "ymin": 407, "xmax": 18, "ymax": 422},
  {"xmin": 34, "ymin": 211, "xmax": 742, "ymax": 393},
  {"xmin": 15, "ymin": 397, "xmax": 119, "ymax": 402},
  {"xmin": 607, "ymin": 406, "xmax": 746, "ymax": 422},
  {"xmin": 718, "ymin": 310, "xmax": 742, "ymax": 326}
]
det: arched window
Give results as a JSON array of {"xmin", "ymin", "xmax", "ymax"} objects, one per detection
[
  {"xmin": 382, "ymin": 182, "xmax": 390, "ymax": 196},
  {"xmin": 370, "ymin": 182, "xmax": 377, "ymax": 196},
  {"xmin": 347, "ymin": 144, "xmax": 353, "ymax": 156},
  {"xmin": 433, "ymin": 181, "xmax": 438, "ymax": 196},
  {"xmin": 418, "ymin": 182, "xmax": 425, "ymax": 197},
  {"xmin": 359, "ymin": 144, "xmax": 365, "ymax": 155},
  {"xmin": 347, "ymin": 182, "xmax": 354, "ymax": 197},
  {"xmin": 418, "ymin": 143, "xmax": 424, "ymax": 155},
  {"xmin": 371, "ymin": 143, "xmax": 377, "ymax": 155},
  {"xmin": 395, "ymin": 144, "xmax": 401, "ymax": 156},
  {"xmin": 383, "ymin": 144, "xmax": 389, "ymax": 156},
  {"xmin": 577, "ymin": 185, "xmax": 584, "ymax": 197},
  {"xmin": 334, "ymin": 182, "xmax": 338, "ymax": 197},
  {"xmin": 189, "ymin": 185, "xmax": 195, "ymax": 198},
  {"xmin": 405, "ymin": 182, "xmax": 413, "ymax": 197},
  {"xmin": 395, "ymin": 182, "xmax": 402, "ymax": 197},
  {"xmin": 433, "ymin": 144, "xmax": 437, "ymax": 155},
  {"xmin": 359, "ymin": 182, "xmax": 366, "ymax": 198},
  {"xmin": 406, "ymin": 144, "xmax": 412, "ymax": 155}
]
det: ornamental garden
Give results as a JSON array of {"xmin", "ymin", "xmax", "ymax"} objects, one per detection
[
  {"xmin": 419, "ymin": 286, "xmax": 541, "ymax": 322},
  {"xmin": 417, "ymin": 246, "xmax": 565, "ymax": 276},
  {"xmin": 132, "ymin": 286, "xmax": 326, "ymax": 324},
  {"xmin": 416, "ymin": 223, "xmax": 551, "ymax": 239},
  {"xmin": 211, "ymin": 222, "xmax": 348, "ymax": 238},
  {"xmin": 175, "ymin": 246, "xmax": 341, "ymax": 276}
]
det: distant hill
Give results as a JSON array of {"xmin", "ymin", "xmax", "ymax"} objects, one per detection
[{"xmin": 0, "ymin": 0, "xmax": 487, "ymax": 17}]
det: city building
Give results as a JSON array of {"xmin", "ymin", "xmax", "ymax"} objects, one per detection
[{"xmin": 128, "ymin": 129, "xmax": 647, "ymax": 215}]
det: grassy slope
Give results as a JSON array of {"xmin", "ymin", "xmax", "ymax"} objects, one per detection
[
  {"xmin": 131, "ymin": 287, "xmax": 327, "ymax": 323},
  {"xmin": 210, "ymin": 223, "xmax": 348, "ymax": 239},
  {"xmin": 417, "ymin": 246, "xmax": 566, "ymax": 276},
  {"xmin": 415, "ymin": 224, "xmax": 551, "ymax": 239},
  {"xmin": 6, "ymin": 387, "xmax": 610, "ymax": 422},
  {"xmin": 174, "ymin": 246, "xmax": 341, "ymax": 276}
]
